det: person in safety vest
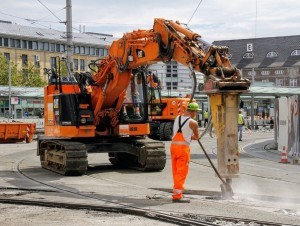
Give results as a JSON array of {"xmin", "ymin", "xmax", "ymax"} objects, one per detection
[
  {"xmin": 238, "ymin": 110, "xmax": 244, "ymax": 141},
  {"xmin": 170, "ymin": 102, "xmax": 200, "ymax": 203},
  {"xmin": 203, "ymin": 110, "xmax": 209, "ymax": 128}
]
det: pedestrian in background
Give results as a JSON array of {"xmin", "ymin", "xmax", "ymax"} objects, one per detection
[
  {"xmin": 170, "ymin": 102, "xmax": 200, "ymax": 203},
  {"xmin": 238, "ymin": 110, "xmax": 244, "ymax": 141},
  {"xmin": 203, "ymin": 110, "xmax": 209, "ymax": 128}
]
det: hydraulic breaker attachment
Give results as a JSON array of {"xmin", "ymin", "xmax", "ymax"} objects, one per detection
[{"xmin": 209, "ymin": 91, "xmax": 242, "ymax": 178}]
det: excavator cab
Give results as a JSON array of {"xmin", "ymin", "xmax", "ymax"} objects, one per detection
[
  {"xmin": 120, "ymin": 71, "xmax": 148, "ymax": 123},
  {"xmin": 148, "ymin": 86, "xmax": 164, "ymax": 116}
]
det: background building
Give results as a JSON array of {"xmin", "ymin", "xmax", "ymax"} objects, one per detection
[
  {"xmin": 212, "ymin": 36, "xmax": 300, "ymax": 121},
  {"xmin": 213, "ymin": 36, "xmax": 300, "ymax": 88},
  {"xmin": 0, "ymin": 20, "xmax": 114, "ymax": 80}
]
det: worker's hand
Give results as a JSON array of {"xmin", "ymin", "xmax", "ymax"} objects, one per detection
[{"xmin": 191, "ymin": 134, "xmax": 199, "ymax": 140}]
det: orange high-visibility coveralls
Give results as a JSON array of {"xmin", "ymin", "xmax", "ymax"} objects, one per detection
[{"xmin": 170, "ymin": 116, "xmax": 191, "ymax": 200}]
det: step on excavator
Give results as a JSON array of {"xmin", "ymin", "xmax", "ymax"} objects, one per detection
[{"xmin": 37, "ymin": 18, "xmax": 250, "ymax": 183}]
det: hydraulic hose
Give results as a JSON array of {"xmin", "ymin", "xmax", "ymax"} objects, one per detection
[{"xmin": 188, "ymin": 64, "xmax": 197, "ymax": 104}]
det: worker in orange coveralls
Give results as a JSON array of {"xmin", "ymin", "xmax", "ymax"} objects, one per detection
[{"xmin": 171, "ymin": 102, "xmax": 200, "ymax": 203}]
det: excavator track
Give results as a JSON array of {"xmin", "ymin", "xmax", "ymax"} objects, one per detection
[
  {"xmin": 39, "ymin": 140, "xmax": 88, "ymax": 176},
  {"xmin": 134, "ymin": 138, "xmax": 166, "ymax": 171},
  {"xmin": 109, "ymin": 138, "xmax": 166, "ymax": 172}
]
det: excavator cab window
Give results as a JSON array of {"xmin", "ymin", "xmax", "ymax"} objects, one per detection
[
  {"xmin": 121, "ymin": 72, "xmax": 147, "ymax": 122},
  {"xmin": 148, "ymin": 87, "xmax": 163, "ymax": 116}
]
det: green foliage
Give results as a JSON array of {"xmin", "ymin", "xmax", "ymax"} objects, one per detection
[
  {"xmin": 0, "ymin": 55, "xmax": 18, "ymax": 86},
  {"xmin": 0, "ymin": 54, "xmax": 46, "ymax": 87}
]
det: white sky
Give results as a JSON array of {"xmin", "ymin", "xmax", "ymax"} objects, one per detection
[{"xmin": 1, "ymin": 0, "xmax": 300, "ymax": 43}]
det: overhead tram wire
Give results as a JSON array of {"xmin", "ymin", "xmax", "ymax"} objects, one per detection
[
  {"xmin": 187, "ymin": 0, "xmax": 203, "ymax": 26},
  {"xmin": 37, "ymin": 0, "xmax": 64, "ymax": 24}
]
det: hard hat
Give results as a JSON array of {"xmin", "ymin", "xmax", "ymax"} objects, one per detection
[{"xmin": 187, "ymin": 102, "xmax": 200, "ymax": 111}]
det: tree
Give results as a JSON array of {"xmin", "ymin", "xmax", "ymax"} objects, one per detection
[
  {"xmin": 0, "ymin": 55, "xmax": 18, "ymax": 86},
  {"xmin": 13, "ymin": 64, "xmax": 46, "ymax": 87},
  {"xmin": 0, "ymin": 54, "xmax": 46, "ymax": 87}
]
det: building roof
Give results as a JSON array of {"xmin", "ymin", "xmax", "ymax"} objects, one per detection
[
  {"xmin": 0, "ymin": 86, "xmax": 43, "ymax": 98},
  {"xmin": 0, "ymin": 84, "xmax": 298, "ymax": 101},
  {"xmin": 248, "ymin": 85, "xmax": 300, "ymax": 96},
  {"xmin": 213, "ymin": 35, "xmax": 300, "ymax": 69},
  {"xmin": 0, "ymin": 21, "xmax": 116, "ymax": 47}
]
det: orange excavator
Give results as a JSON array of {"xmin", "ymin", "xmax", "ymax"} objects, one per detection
[
  {"xmin": 144, "ymin": 71, "xmax": 191, "ymax": 141},
  {"xmin": 37, "ymin": 18, "xmax": 250, "ymax": 175}
]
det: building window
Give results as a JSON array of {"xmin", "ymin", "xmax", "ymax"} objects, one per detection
[
  {"xmin": 15, "ymin": 39, "xmax": 21, "ymax": 48},
  {"xmin": 80, "ymin": 46, "xmax": 85, "ymax": 55},
  {"xmin": 50, "ymin": 57, "xmax": 57, "ymax": 69},
  {"xmin": 50, "ymin": 43, "xmax": 55, "ymax": 52},
  {"xmin": 74, "ymin": 59, "xmax": 78, "ymax": 70},
  {"xmin": 43, "ymin": 42, "xmax": 49, "ymax": 51},
  {"xmin": 4, "ymin": 53, "xmax": 10, "ymax": 61},
  {"xmin": 38, "ymin": 42, "xmax": 43, "ymax": 50},
  {"xmin": 266, "ymin": 51, "xmax": 277, "ymax": 58},
  {"xmin": 80, "ymin": 59, "xmax": 85, "ymax": 71},
  {"xmin": 276, "ymin": 78, "xmax": 284, "ymax": 87},
  {"xmin": 104, "ymin": 49, "xmax": 108, "ymax": 56},
  {"xmin": 10, "ymin": 38, "xmax": 15, "ymax": 47},
  {"xmin": 243, "ymin": 52, "xmax": 254, "ymax": 59},
  {"xmin": 28, "ymin": 41, "xmax": 33, "ymax": 50},
  {"xmin": 275, "ymin": 70, "xmax": 284, "ymax": 75},
  {"xmin": 166, "ymin": 82, "xmax": 171, "ymax": 89},
  {"xmin": 60, "ymin": 44, "xmax": 65, "ymax": 53},
  {"xmin": 32, "ymin": 41, "xmax": 38, "ymax": 50},
  {"xmin": 3, "ymin": 38, "xmax": 9, "ymax": 47},
  {"xmin": 90, "ymin": 47, "xmax": 95, "ymax": 55},
  {"xmin": 291, "ymin": 49, "xmax": 300, "ymax": 56},
  {"xmin": 289, "ymin": 79, "xmax": 297, "ymax": 87},
  {"xmin": 100, "ymin": 48, "xmax": 104, "ymax": 56},
  {"xmin": 85, "ymin": 47, "xmax": 90, "ymax": 55},
  {"xmin": 21, "ymin": 54, "xmax": 28, "ymax": 66},
  {"xmin": 261, "ymin": 70, "xmax": 270, "ymax": 76},
  {"xmin": 247, "ymin": 70, "xmax": 256, "ymax": 76},
  {"xmin": 56, "ymin": 44, "xmax": 60, "ymax": 52},
  {"xmin": 0, "ymin": 37, "xmax": 2, "ymax": 46},
  {"xmin": 74, "ymin": 46, "xmax": 79, "ymax": 54},
  {"xmin": 95, "ymin": 48, "xmax": 100, "ymax": 56},
  {"xmin": 173, "ymin": 82, "xmax": 178, "ymax": 90},
  {"xmin": 22, "ymin": 40, "xmax": 27, "ymax": 49}
]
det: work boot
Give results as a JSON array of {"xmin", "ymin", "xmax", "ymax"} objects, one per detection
[
  {"xmin": 172, "ymin": 198, "xmax": 190, "ymax": 203},
  {"xmin": 133, "ymin": 114, "xmax": 142, "ymax": 120},
  {"xmin": 122, "ymin": 113, "xmax": 129, "ymax": 120}
]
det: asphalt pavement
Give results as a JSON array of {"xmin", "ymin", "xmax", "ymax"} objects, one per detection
[{"xmin": 1, "ymin": 130, "xmax": 300, "ymax": 225}]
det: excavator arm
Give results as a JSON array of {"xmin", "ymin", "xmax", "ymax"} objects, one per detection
[{"xmin": 91, "ymin": 18, "xmax": 250, "ymax": 126}]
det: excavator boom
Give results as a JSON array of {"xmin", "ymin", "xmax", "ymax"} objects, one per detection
[{"xmin": 90, "ymin": 18, "xmax": 250, "ymax": 127}]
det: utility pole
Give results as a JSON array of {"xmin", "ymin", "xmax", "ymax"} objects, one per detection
[
  {"xmin": 8, "ymin": 62, "xmax": 11, "ymax": 121},
  {"xmin": 66, "ymin": 0, "xmax": 73, "ymax": 71}
]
